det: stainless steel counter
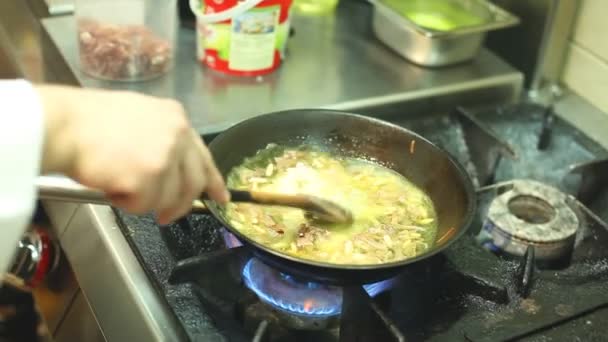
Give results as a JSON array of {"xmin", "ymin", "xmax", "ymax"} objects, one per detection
[{"xmin": 42, "ymin": 2, "xmax": 523, "ymax": 135}]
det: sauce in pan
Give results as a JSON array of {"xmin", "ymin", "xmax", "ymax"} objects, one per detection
[{"xmin": 223, "ymin": 144, "xmax": 438, "ymax": 265}]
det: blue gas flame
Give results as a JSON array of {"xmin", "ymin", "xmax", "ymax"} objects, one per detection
[
  {"xmin": 223, "ymin": 230, "xmax": 242, "ymax": 248},
  {"xmin": 225, "ymin": 230, "xmax": 397, "ymax": 317},
  {"xmin": 363, "ymin": 277, "xmax": 398, "ymax": 297},
  {"xmin": 242, "ymin": 259, "xmax": 341, "ymax": 317},
  {"xmin": 241, "ymin": 258, "xmax": 398, "ymax": 317}
]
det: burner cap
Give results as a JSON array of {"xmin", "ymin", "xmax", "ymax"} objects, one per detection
[{"xmin": 483, "ymin": 179, "xmax": 579, "ymax": 261}]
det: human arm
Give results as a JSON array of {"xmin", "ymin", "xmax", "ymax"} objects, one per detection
[
  {"xmin": 0, "ymin": 80, "xmax": 229, "ymax": 275},
  {"xmin": 36, "ymin": 84, "xmax": 229, "ymax": 221}
]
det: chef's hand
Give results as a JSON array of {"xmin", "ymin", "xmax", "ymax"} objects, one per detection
[{"xmin": 36, "ymin": 85, "xmax": 229, "ymax": 224}]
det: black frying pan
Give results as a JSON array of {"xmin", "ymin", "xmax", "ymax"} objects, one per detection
[{"xmin": 196, "ymin": 109, "xmax": 476, "ymax": 285}]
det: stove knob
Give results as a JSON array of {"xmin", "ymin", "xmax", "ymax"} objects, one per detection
[{"xmin": 8, "ymin": 227, "xmax": 60, "ymax": 288}]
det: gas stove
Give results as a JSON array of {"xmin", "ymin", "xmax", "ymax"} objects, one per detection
[{"xmin": 115, "ymin": 102, "xmax": 608, "ymax": 342}]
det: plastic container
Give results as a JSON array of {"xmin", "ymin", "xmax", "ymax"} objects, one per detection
[
  {"xmin": 191, "ymin": 0, "xmax": 293, "ymax": 77},
  {"xmin": 293, "ymin": 0, "xmax": 339, "ymax": 15},
  {"xmin": 75, "ymin": 0, "xmax": 177, "ymax": 81}
]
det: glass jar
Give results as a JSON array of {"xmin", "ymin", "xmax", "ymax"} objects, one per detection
[{"xmin": 75, "ymin": 0, "xmax": 177, "ymax": 82}]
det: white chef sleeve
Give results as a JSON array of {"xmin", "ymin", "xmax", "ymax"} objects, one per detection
[{"xmin": 0, "ymin": 79, "xmax": 44, "ymax": 275}]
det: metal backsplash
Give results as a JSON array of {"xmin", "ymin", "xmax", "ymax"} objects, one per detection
[{"xmin": 486, "ymin": 0, "xmax": 580, "ymax": 96}]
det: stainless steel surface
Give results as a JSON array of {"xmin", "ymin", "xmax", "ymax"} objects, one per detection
[
  {"xmin": 32, "ymin": 252, "xmax": 81, "ymax": 337},
  {"xmin": 53, "ymin": 290, "xmax": 106, "ymax": 342},
  {"xmin": 58, "ymin": 204, "xmax": 183, "ymax": 341},
  {"xmin": 554, "ymin": 92, "xmax": 608, "ymax": 150},
  {"xmin": 370, "ymin": 0, "xmax": 519, "ymax": 67},
  {"xmin": 456, "ymin": 107, "xmax": 517, "ymax": 187},
  {"xmin": 0, "ymin": 0, "xmax": 80, "ymax": 84},
  {"xmin": 30, "ymin": 207, "xmax": 98, "ymax": 340},
  {"xmin": 42, "ymin": 201, "xmax": 78, "ymax": 238},
  {"xmin": 528, "ymin": 0, "xmax": 578, "ymax": 93},
  {"xmin": 486, "ymin": 0, "xmax": 580, "ymax": 91},
  {"xmin": 567, "ymin": 159, "xmax": 608, "ymax": 206},
  {"xmin": 42, "ymin": 4, "xmax": 524, "ymax": 135},
  {"xmin": 37, "ymin": 176, "xmax": 109, "ymax": 205}
]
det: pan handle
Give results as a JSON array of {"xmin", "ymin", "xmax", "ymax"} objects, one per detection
[
  {"xmin": 36, "ymin": 175, "xmax": 211, "ymax": 214},
  {"xmin": 36, "ymin": 175, "xmax": 110, "ymax": 205}
]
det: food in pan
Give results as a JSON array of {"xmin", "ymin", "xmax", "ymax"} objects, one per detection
[{"xmin": 223, "ymin": 144, "xmax": 438, "ymax": 265}]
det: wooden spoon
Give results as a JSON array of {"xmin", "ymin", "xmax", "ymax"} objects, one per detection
[
  {"xmin": 198, "ymin": 189, "xmax": 353, "ymax": 224},
  {"xmin": 36, "ymin": 176, "xmax": 353, "ymax": 224}
]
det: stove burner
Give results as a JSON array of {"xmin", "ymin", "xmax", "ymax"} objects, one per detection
[
  {"xmin": 223, "ymin": 229, "xmax": 397, "ymax": 300},
  {"xmin": 480, "ymin": 179, "xmax": 579, "ymax": 263},
  {"xmin": 242, "ymin": 258, "xmax": 342, "ymax": 317},
  {"xmin": 508, "ymin": 195, "xmax": 556, "ymax": 224},
  {"xmin": 241, "ymin": 257, "xmax": 398, "ymax": 319}
]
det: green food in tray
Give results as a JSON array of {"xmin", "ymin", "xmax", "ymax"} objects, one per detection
[{"xmin": 381, "ymin": 0, "xmax": 489, "ymax": 31}]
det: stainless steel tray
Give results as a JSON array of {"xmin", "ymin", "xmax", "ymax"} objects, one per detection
[{"xmin": 371, "ymin": 0, "xmax": 520, "ymax": 67}]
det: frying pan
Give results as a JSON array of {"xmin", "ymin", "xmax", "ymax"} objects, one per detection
[{"xmin": 194, "ymin": 109, "xmax": 476, "ymax": 285}]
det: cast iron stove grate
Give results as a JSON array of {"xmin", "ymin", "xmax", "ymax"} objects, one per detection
[{"xmin": 115, "ymin": 102, "xmax": 608, "ymax": 341}]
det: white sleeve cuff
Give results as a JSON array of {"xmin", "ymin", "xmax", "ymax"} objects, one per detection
[{"xmin": 0, "ymin": 79, "xmax": 44, "ymax": 275}]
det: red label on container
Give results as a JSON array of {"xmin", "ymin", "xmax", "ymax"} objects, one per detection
[{"xmin": 203, "ymin": 0, "xmax": 292, "ymax": 23}]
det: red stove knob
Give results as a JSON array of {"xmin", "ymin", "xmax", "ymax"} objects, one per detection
[{"xmin": 8, "ymin": 227, "xmax": 60, "ymax": 288}]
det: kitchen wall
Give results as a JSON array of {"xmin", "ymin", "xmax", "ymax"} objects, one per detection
[{"xmin": 561, "ymin": 0, "xmax": 608, "ymax": 114}]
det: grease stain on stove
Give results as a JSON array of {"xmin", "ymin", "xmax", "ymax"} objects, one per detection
[
  {"xmin": 520, "ymin": 298, "xmax": 541, "ymax": 315},
  {"xmin": 555, "ymin": 304, "xmax": 575, "ymax": 317},
  {"xmin": 480, "ymin": 310, "xmax": 514, "ymax": 330}
]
